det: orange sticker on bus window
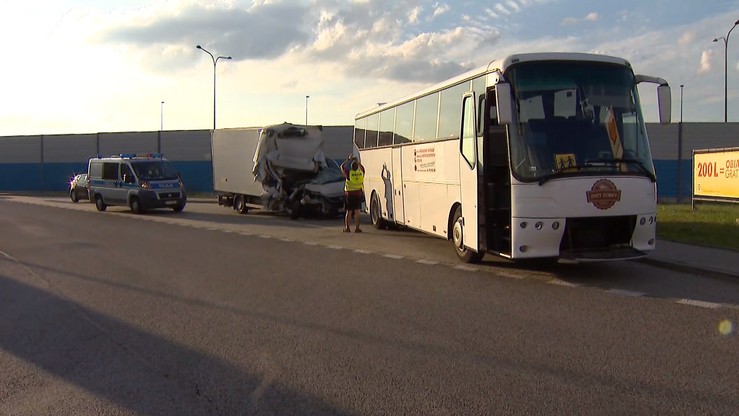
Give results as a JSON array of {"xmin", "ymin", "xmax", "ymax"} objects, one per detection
[{"xmin": 555, "ymin": 154, "xmax": 577, "ymax": 171}]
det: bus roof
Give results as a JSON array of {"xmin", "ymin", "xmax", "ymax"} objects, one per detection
[{"xmin": 355, "ymin": 52, "xmax": 632, "ymax": 119}]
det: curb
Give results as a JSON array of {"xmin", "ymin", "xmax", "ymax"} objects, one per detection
[{"xmin": 638, "ymin": 258, "xmax": 739, "ymax": 281}]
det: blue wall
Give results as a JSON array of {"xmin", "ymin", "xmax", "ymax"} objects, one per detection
[
  {"xmin": 654, "ymin": 159, "xmax": 692, "ymax": 201},
  {"xmin": 0, "ymin": 161, "xmax": 213, "ymax": 194},
  {"xmin": 0, "ymin": 164, "xmax": 44, "ymax": 191}
]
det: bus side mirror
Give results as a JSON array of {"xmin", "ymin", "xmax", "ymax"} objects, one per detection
[
  {"xmin": 495, "ymin": 83, "xmax": 513, "ymax": 125},
  {"xmin": 657, "ymin": 85, "xmax": 671, "ymax": 124}
]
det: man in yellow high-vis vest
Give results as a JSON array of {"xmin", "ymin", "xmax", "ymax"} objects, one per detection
[{"xmin": 341, "ymin": 154, "xmax": 365, "ymax": 233}]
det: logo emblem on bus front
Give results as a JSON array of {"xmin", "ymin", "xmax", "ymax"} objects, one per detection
[{"xmin": 586, "ymin": 179, "xmax": 621, "ymax": 210}]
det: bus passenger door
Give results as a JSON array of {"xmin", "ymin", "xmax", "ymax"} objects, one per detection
[
  {"xmin": 459, "ymin": 93, "xmax": 479, "ymax": 252},
  {"xmin": 391, "ymin": 147, "xmax": 404, "ymax": 224}
]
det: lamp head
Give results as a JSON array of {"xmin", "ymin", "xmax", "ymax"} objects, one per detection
[
  {"xmin": 226, "ymin": 56, "xmax": 232, "ymax": 60},
  {"xmin": 196, "ymin": 45, "xmax": 202, "ymax": 49},
  {"xmin": 735, "ymin": 19, "xmax": 739, "ymax": 25},
  {"xmin": 713, "ymin": 38, "xmax": 719, "ymax": 42}
]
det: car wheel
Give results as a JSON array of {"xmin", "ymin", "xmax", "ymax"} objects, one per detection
[
  {"xmin": 70, "ymin": 190, "xmax": 79, "ymax": 203},
  {"xmin": 288, "ymin": 199, "xmax": 301, "ymax": 220},
  {"xmin": 172, "ymin": 201, "xmax": 186, "ymax": 213},
  {"xmin": 451, "ymin": 205, "xmax": 483, "ymax": 263},
  {"xmin": 95, "ymin": 195, "xmax": 107, "ymax": 212}
]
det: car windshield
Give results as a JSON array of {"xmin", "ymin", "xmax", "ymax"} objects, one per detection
[
  {"xmin": 131, "ymin": 160, "xmax": 179, "ymax": 180},
  {"xmin": 505, "ymin": 61, "xmax": 655, "ymax": 183},
  {"xmin": 311, "ymin": 160, "xmax": 346, "ymax": 185}
]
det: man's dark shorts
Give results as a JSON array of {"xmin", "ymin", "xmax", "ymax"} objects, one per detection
[{"xmin": 345, "ymin": 190, "xmax": 363, "ymax": 210}]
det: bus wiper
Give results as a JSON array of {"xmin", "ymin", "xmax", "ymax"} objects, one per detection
[
  {"xmin": 537, "ymin": 163, "xmax": 600, "ymax": 186},
  {"xmin": 587, "ymin": 158, "xmax": 657, "ymax": 182}
]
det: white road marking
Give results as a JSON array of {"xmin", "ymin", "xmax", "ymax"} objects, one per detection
[
  {"xmin": 675, "ymin": 299, "xmax": 722, "ymax": 309},
  {"xmin": 607, "ymin": 289, "xmax": 646, "ymax": 297},
  {"xmin": 454, "ymin": 265, "xmax": 479, "ymax": 272},
  {"xmin": 547, "ymin": 279, "xmax": 580, "ymax": 288}
]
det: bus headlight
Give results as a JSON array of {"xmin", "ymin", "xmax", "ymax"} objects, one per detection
[
  {"xmin": 552, "ymin": 221, "xmax": 560, "ymax": 230},
  {"xmin": 520, "ymin": 222, "xmax": 528, "ymax": 229},
  {"xmin": 640, "ymin": 217, "xmax": 646, "ymax": 226}
]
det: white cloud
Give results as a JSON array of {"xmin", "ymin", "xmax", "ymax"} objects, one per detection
[
  {"xmin": 408, "ymin": 6, "xmax": 421, "ymax": 24},
  {"xmin": 494, "ymin": 4, "xmax": 511, "ymax": 16},
  {"xmin": 432, "ymin": 3, "xmax": 450, "ymax": 19},
  {"xmin": 699, "ymin": 50, "xmax": 713, "ymax": 74},
  {"xmin": 506, "ymin": 1, "xmax": 521, "ymax": 13},
  {"xmin": 678, "ymin": 31, "xmax": 694, "ymax": 47},
  {"xmin": 561, "ymin": 12, "xmax": 599, "ymax": 26},
  {"xmin": 485, "ymin": 8, "xmax": 500, "ymax": 19}
]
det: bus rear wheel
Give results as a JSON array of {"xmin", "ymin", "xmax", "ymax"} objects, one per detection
[
  {"xmin": 452, "ymin": 206, "xmax": 483, "ymax": 263},
  {"xmin": 370, "ymin": 192, "xmax": 388, "ymax": 229}
]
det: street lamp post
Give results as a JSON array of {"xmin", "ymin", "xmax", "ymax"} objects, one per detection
[
  {"xmin": 196, "ymin": 45, "xmax": 232, "ymax": 130},
  {"xmin": 713, "ymin": 19, "xmax": 739, "ymax": 123},
  {"xmin": 305, "ymin": 95, "xmax": 310, "ymax": 126},
  {"xmin": 677, "ymin": 85, "xmax": 684, "ymax": 202},
  {"xmin": 160, "ymin": 101, "xmax": 164, "ymax": 131}
]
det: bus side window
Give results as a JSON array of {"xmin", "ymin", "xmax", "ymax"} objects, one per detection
[
  {"xmin": 487, "ymin": 90, "xmax": 508, "ymax": 166},
  {"xmin": 489, "ymin": 98, "xmax": 498, "ymax": 125},
  {"xmin": 477, "ymin": 95, "xmax": 486, "ymax": 137}
]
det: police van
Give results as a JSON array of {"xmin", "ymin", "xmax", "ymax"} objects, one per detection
[{"xmin": 87, "ymin": 153, "xmax": 187, "ymax": 213}]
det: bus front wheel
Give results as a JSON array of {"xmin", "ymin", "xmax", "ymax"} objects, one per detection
[{"xmin": 452, "ymin": 206, "xmax": 483, "ymax": 263}]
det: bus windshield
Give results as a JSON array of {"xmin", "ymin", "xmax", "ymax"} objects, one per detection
[{"xmin": 505, "ymin": 61, "xmax": 655, "ymax": 183}]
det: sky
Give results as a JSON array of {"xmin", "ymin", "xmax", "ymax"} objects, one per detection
[{"xmin": 1, "ymin": 0, "xmax": 739, "ymax": 136}]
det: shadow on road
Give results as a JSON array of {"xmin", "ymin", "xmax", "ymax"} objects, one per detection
[{"xmin": 0, "ymin": 273, "xmax": 354, "ymax": 415}]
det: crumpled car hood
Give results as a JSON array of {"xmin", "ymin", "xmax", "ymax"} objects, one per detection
[{"xmin": 304, "ymin": 180, "xmax": 345, "ymax": 198}]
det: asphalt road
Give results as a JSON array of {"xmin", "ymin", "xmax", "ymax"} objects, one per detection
[{"xmin": 1, "ymin": 195, "xmax": 737, "ymax": 415}]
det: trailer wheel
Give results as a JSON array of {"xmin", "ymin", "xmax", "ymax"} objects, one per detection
[
  {"xmin": 234, "ymin": 195, "xmax": 248, "ymax": 214},
  {"xmin": 451, "ymin": 205, "xmax": 483, "ymax": 263}
]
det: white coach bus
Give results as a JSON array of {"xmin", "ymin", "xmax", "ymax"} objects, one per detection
[{"xmin": 355, "ymin": 52, "xmax": 671, "ymax": 263}]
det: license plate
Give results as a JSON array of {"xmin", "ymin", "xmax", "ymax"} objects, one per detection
[{"xmin": 165, "ymin": 200, "xmax": 177, "ymax": 205}]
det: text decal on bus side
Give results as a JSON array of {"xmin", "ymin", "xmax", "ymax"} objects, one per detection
[{"xmin": 586, "ymin": 179, "xmax": 621, "ymax": 210}]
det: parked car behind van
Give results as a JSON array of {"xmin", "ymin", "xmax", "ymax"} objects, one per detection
[
  {"xmin": 69, "ymin": 173, "xmax": 89, "ymax": 203},
  {"xmin": 87, "ymin": 153, "xmax": 187, "ymax": 213}
]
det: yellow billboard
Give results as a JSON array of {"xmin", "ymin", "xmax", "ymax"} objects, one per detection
[{"xmin": 693, "ymin": 148, "xmax": 739, "ymax": 200}]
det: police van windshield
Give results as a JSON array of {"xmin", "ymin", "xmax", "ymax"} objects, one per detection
[{"xmin": 131, "ymin": 161, "xmax": 179, "ymax": 181}]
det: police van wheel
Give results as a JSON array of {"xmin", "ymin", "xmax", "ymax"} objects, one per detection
[
  {"xmin": 130, "ymin": 197, "xmax": 142, "ymax": 214},
  {"xmin": 70, "ymin": 190, "xmax": 79, "ymax": 203},
  {"xmin": 172, "ymin": 202, "xmax": 186, "ymax": 213},
  {"xmin": 95, "ymin": 195, "xmax": 107, "ymax": 212},
  {"xmin": 451, "ymin": 205, "xmax": 483, "ymax": 263}
]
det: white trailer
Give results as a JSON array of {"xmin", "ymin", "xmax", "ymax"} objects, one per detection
[{"xmin": 212, "ymin": 123, "xmax": 346, "ymax": 218}]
